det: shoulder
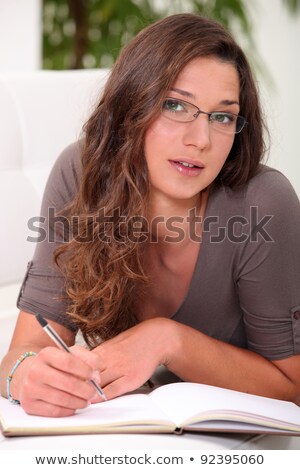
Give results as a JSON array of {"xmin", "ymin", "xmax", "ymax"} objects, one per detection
[
  {"xmin": 242, "ymin": 165, "xmax": 300, "ymax": 221},
  {"xmin": 42, "ymin": 140, "xmax": 83, "ymax": 209},
  {"xmin": 236, "ymin": 165, "xmax": 300, "ymax": 245},
  {"xmin": 210, "ymin": 165, "xmax": 299, "ymax": 215},
  {"xmin": 216, "ymin": 165, "xmax": 299, "ymax": 215},
  {"xmin": 208, "ymin": 166, "xmax": 300, "ymax": 243},
  {"xmin": 49, "ymin": 140, "xmax": 82, "ymax": 185}
]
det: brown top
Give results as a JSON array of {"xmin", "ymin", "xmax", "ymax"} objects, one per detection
[{"xmin": 18, "ymin": 142, "xmax": 300, "ymax": 360}]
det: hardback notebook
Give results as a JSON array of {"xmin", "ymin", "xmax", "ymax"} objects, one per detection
[{"xmin": 1, "ymin": 382, "xmax": 300, "ymax": 437}]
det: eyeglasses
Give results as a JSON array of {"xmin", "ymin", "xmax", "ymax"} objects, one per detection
[{"xmin": 161, "ymin": 97, "xmax": 247, "ymax": 134}]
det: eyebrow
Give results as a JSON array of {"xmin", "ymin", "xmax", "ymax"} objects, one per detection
[{"xmin": 170, "ymin": 87, "xmax": 239, "ymax": 106}]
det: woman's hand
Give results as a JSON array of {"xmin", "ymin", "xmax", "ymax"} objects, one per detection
[
  {"xmin": 17, "ymin": 345, "xmax": 102, "ymax": 417},
  {"xmin": 93, "ymin": 317, "xmax": 178, "ymax": 400}
]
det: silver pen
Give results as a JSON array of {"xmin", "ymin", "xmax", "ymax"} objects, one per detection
[{"xmin": 35, "ymin": 313, "xmax": 107, "ymax": 401}]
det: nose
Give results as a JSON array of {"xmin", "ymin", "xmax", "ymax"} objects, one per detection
[{"xmin": 182, "ymin": 114, "xmax": 211, "ymax": 150}]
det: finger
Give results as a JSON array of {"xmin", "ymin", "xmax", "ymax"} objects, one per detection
[
  {"xmin": 70, "ymin": 345, "xmax": 101, "ymax": 372},
  {"xmin": 22, "ymin": 398, "xmax": 77, "ymax": 418},
  {"xmin": 99, "ymin": 364, "xmax": 146, "ymax": 389},
  {"xmin": 70, "ymin": 345, "xmax": 102, "ymax": 386},
  {"xmin": 37, "ymin": 347, "xmax": 96, "ymax": 382},
  {"xmin": 21, "ymin": 382, "xmax": 92, "ymax": 412},
  {"xmin": 102, "ymin": 376, "xmax": 140, "ymax": 400},
  {"xmin": 28, "ymin": 362, "xmax": 97, "ymax": 400}
]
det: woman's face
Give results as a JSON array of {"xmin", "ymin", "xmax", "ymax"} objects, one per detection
[{"xmin": 144, "ymin": 56, "xmax": 240, "ymax": 207}]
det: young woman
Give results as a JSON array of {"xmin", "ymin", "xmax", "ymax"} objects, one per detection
[{"xmin": 1, "ymin": 13, "xmax": 300, "ymax": 417}]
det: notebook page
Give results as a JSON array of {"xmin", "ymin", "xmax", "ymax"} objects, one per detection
[
  {"xmin": 149, "ymin": 382, "xmax": 300, "ymax": 429},
  {"xmin": 0, "ymin": 394, "xmax": 173, "ymax": 433}
]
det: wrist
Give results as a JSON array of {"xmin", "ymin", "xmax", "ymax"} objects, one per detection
[
  {"xmin": 7, "ymin": 352, "xmax": 37, "ymax": 403},
  {"xmin": 143, "ymin": 317, "xmax": 182, "ymax": 368}
]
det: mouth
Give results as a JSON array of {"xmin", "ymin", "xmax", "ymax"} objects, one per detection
[
  {"xmin": 174, "ymin": 160, "xmax": 203, "ymax": 168},
  {"xmin": 169, "ymin": 159, "xmax": 205, "ymax": 176}
]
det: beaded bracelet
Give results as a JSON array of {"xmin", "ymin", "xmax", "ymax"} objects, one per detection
[{"xmin": 7, "ymin": 351, "xmax": 37, "ymax": 404}]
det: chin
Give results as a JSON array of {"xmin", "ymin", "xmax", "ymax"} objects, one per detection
[{"xmin": 169, "ymin": 190, "xmax": 201, "ymax": 203}]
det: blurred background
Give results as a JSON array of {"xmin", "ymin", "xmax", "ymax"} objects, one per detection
[{"xmin": 0, "ymin": 0, "xmax": 299, "ymax": 191}]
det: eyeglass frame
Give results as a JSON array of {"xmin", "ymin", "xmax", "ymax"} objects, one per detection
[{"xmin": 161, "ymin": 97, "xmax": 248, "ymax": 134}]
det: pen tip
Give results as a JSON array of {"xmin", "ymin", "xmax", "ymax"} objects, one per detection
[{"xmin": 35, "ymin": 313, "xmax": 48, "ymax": 328}]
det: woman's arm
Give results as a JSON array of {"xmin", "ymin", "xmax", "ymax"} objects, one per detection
[
  {"xmin": 166, "ymin": 319, "xmax": 300, "ymax": 402},
  {"xmin": 93, "ymin": 317, "xmax": 300, "ymax": 404},
  {"xmin": 0, "ymin": 311, "xmax": 102, "ymax": 416}
]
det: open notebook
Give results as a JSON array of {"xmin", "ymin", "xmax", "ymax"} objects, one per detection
[{"xmin": 1, "ymin": 382, "xmax": 300, "ymax": 437}]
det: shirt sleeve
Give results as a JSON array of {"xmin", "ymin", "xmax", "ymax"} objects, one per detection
[
  {"xmin": 17, "ymin": 141, "xmax": 82, "ymax": 332},
  {"xmin": 236, "ymin": 168, "xmax": 300, "ymax": 360}
]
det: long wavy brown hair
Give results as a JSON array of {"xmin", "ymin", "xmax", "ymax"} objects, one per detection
[{"xmin": 55, "ymin": 13, "xmax": 266, "ymax": 347}]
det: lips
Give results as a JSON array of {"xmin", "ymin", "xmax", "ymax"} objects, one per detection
[{"xmin": 169, "ymin": 158, "xmax": 205, "ymax": 176}]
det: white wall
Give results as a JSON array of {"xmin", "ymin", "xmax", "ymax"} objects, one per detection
[
  {"xmin": 0, "ymin": 0, "xmax": 41, "ymax": 71},
  {"xmin": 253, "ymin": 0, "xmax": 300, "ymax": 196}
]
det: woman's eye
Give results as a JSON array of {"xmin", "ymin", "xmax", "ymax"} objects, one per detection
[
  {"xmin": 211, "ymin": 113, "xmax": 235, "ymax": 124},
  {"xmin": 163, "ymin": 99, "xmax": 185, "ymax": 113}
]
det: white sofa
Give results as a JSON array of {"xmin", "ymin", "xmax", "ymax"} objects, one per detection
[{"xmin": 0, "ymin": 69, "xmax": 109, "ymax": 358}]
